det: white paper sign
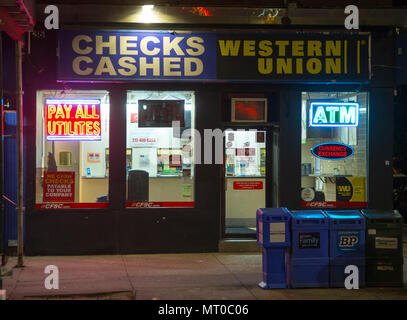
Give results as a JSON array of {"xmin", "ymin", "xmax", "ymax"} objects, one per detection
[
  {"xmin": 375, "ymin": 237, "xmax": 398, "ymax": 249},
  {"xmin": 269, "ymin": 222, "xmax": 285, "ymax": 234}
]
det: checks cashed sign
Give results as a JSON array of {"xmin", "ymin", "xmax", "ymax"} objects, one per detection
[{"xmin": 58, "ymin": 30, "xmax": 370, "ymax": 82}]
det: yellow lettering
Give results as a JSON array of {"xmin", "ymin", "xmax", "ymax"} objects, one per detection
[
  {"xmin": 118, "ymin": 57, "xmax": 137, "ymax": 76},
  {"xmin": 95, "ymin": 35, "xmax": 116, "ymax": 55},
  {"xmin": 218, "ymin": 40, "xmax": 241, "ymax": 56},
  {"xmin": 275, "ymin": 41, "xmax": 289, "ymax": 56},
  {"xmin": 55, "ymin": 105, "xmax": 65, "ymax": 119},
  {"xmin": 163, "ymin": 37, "xmax": 185, "ymax": 56},
  {"xmin": 95, "ymin": 57, "xmax": 117, "ymax": 76},
  {"xmin": 326, "ymin": 58, "xmax": 341, "ymax": 74},
  {"xmin": 140, "ymin": 36, "xmax": 160, "ymax": 55},
  {"xmin": 308, "ymin": 41, "xmax": 322, "ymax": 56},
  {"xmin": 258, "ymin": 58, "xmax": 273, "ymax": 74},
  {"xmin": 72, "ymin": 56, "xmax": 93, "ymax": 76},
  {"xmin": 120, "ymin": 36, "xmax": 138, "ymax": 55},
  {"xmin": 326, "ymin": 40, "xmax": 341, "ymax": 56},
  {"xmin": 163, "ymin": 57, "xmax": 181, "ymax": 76},
  {"xmin": 292, "ymin": 41, "xmax": 304, "ymax": 56},
  {"xmin": 186, "ymin": 37, "xmax": 205, "ymax": 56},
  {"xmin": 276, "ymin": 58, "xmax": 292, "ymax": 74},
  {"xmin": 139, "ymin": 57, "xmax": 160, "ymax": 76},
  {"xmin": 243, "ymin": 40, "xmax": 256, "ymax": 56},
  {"xmin": 184, "ymin": 58, "xmax": 203, "ymax": 76},
  {"xmin": 258, "ymin": 40, "xmax": 273, "ymax": 57},
  {"xmin": 296, "ymin": 58, "xmax": 303, "ymax": 73},
  {"xmin": 72, "ymin": 35, "xmax": 92, "ymax": 54},
  {"xmin": 63, "ymin": 105, "xmax": 72, "ymax": 118},
  {"xmin": 306, "ymin": 58, "xmax": 322, "ymax": 74}
]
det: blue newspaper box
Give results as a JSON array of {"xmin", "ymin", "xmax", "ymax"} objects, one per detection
[
  {"xmin": 256, "ymin": 208, "xmax": 291, "ymax": 289},
  {"xmin": 324, "ymin": 210, "xmax": 366, "ymax": 288},
  {"xmin": 288, "ymin": 210, "xmax": 329, "ymax": 288}
]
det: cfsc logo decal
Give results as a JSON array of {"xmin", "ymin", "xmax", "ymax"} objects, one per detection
[{"xmin": 337, "ymin": 231, "xmax": 360, "ymax": 252}]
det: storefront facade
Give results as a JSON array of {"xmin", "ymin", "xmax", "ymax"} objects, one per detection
[{"xmin": 22, "ymin": 27, "xmax": 396, "ymax": 255}]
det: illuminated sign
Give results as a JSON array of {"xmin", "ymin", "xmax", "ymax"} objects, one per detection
[
  {"xmin": 46, "ymin": 99, "xmax": 101, "ymax": 141},
  {"xmin": 58, "ymin": 30, "xmax": 369, "ymax": 82},
  {"xmin": 310, "ymin": 102, "xmax": 359, "ymax": 127},
  {"xmin": 311, "ymin": 142, "xmax": 354, "ymax": 160}
]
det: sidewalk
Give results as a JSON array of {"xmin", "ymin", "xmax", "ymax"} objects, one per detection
[{"xmin": 2, "ymin": 250, "xmax": 407, "ymax": 300}]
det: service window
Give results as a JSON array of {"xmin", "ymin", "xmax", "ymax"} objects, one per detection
[
  {"xmin": 300, "ymin": 91, "xmax": 368, "ymax": 208},
  {"xmin": 35, "ymin": 90, "xmax": 110, "ymax": 209},
  {"xmin": 126, "ymin": 90, "xmax": 195, "ymax": 208}
]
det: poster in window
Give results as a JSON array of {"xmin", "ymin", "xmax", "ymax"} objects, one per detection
[
  {"xmin": 87, "ymin": 152, "xmax": 101, "ymax": 163},
  {"xmin": 231, "ymin": 98, "xmax": 267, "ymax": 122},
  {"xmin": 43, "ymin": 171, "xmax": 75, "ymax": 203}
]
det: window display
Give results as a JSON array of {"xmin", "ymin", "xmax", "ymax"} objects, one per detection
[
  {"xmin": 225, "ymin": 130, "xmax": 266, "ymax": 177},
  {"xmin": 301, "ymin": 91, "xmax": 368, "ymax": 208},
  {"xmin": 126, "ymin": 90, "xmax": 195, "ymax": 207},
  {"xmin": 224, "ymin": 129, "xmax": 266, "ymax": 234},
  {"xmin": 35, "ymin": 90, "xmax": 110, "ymax": 208}
]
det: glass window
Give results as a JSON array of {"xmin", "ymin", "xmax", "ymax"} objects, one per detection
[
  {"xmin": 126, "ymin": 91, "xmax": 195, "ymax": 208},
  {"xmin": 301, "ymin": 91, "xmax": 368, "ymax": 208},
  {"xmin": 225, "ymin": 129, "xmax": 266, "ymax": 234},
  {"xmin": 35, "ymin": 90, "xmax": 110, "ymax": 209}
]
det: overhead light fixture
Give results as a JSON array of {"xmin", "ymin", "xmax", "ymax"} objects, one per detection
[{"xmin": 139, "ymin": 5, "xmax": 156, "ymax": 23}]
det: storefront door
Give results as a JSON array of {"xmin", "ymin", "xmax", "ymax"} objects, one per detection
[{"xmin": 223, "ymin": 127, "xmax": 272, "ymax": 237}]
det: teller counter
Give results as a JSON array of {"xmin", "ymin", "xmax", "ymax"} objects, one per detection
[{"xmin": 79, "ymin": 176, "xmax": 193, "ymax": 202}]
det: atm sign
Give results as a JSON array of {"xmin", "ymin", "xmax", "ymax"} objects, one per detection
[{"xmin": 310, "ymin": 102, "xmax": 359, "ymax": 127}]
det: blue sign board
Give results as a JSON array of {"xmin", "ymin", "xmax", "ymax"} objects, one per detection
[
  {"xmin": 58, "ymin": 30, "xmax": 217, "ymax": 81},
  {"xmin": 58, "ymin": 30, "xmax": 370, "ymax": 82},
  {"xmin": 309, "ymin": 102, "xmax": 359, "ymax": 127}
]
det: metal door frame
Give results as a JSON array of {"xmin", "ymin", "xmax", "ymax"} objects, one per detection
[{"xmin": 220, "ymin": 124, "xmax": 277, "ymax": 239}]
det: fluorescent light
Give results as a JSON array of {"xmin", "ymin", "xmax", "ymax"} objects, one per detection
[{"xmin": 139, "ymin": 5, "xmax": 157, "ymax": 23}]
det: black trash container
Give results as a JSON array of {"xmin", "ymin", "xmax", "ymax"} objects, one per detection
[
  {"xmin": 127, "ymin": 170, "xmax": 149, "ymax": 202},
  {"xmin": 361, "ymin": 209, "xmax": 404, "ymax": 287}
]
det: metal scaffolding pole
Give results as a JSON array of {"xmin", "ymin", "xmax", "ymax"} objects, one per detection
[{"xmin": 15, "ymin": 40, "xmax": 24, "ymax": 268}]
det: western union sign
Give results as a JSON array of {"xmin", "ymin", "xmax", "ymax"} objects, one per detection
[{"xmin": 58, "ymin": 30, "xmax": 370, "ymax": 82}]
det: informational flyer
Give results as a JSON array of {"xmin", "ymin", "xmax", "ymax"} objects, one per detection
[{"xmin": 43, "ymin": 171, "xmax": 75, "ymax": 203}]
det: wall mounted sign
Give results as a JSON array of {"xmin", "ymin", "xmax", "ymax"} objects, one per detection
[
  {"xmin": 87, "ymin": 152, "xmax": 101, "ymax": 163},
  {"xmin": 311, "ymin": 142, "xmax": 354, "ymax": 160},
  {"xmin": 233, "ymin": 181, "xmax": 263, "ymax": 190},
  {"xmin": 58, "ymin": 30, "xmax": 370, "ymax": 82},
  {"xmin": 336, "ymin": 177, "xmax": 353, "ymax": 202},
  {"xmin": 46, "ymin": 99, "xmax": 101, "ymax": 141},
  {"xmin": 301, "ymin": 187, "xmax": 315, "ymax": 201},
  {"xmin": 310, "ymin": 102, "xmax": 359, "ymax": 127}
]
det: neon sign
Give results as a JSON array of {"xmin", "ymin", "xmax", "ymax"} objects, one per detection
[
  {"xmin": 46, "ymin": 99, "xmax": 101, "ymax": 141},
  {"xmin": 310, "ymin": 102, "xmax": 359, "ymax": 127},
  {"xmin": 311, "ymin": 142, "xmax": 354, "ymax": 160}
]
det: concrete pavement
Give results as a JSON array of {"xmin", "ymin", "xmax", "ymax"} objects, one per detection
[{"xmin": 2, "ymin": 250, "xmax": 407, "ymax": 300}]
